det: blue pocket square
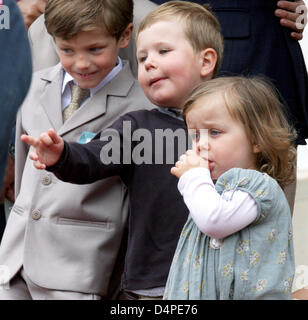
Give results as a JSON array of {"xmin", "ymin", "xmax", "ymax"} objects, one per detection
[{"xmin": 77, "ymin": 131, "xmax": 96, "ymax": 144}]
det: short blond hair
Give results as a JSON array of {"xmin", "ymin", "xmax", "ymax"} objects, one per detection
[
  {"xmin": 136, "ymin": 1, "xmax": 223, "ymax": 78},
  {"xmin": 183, "ymin": 76, "xmax": 297, "ymax": 188},
  {"xmin": 45, "ymin": 0, "xmax": 133, "ymax": 40}
]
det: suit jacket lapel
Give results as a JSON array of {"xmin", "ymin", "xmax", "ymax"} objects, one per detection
[
  {"xmin": 39, "ymin": 63, "xmax": 64, "ymax": 132},
  {"xmin": 58, "ymin": 60, "xmax": 135, "ymax": 136}
]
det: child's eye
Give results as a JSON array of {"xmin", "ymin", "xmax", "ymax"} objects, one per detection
[
  {"xmin": 138, "ymin": 56, "xmax": 147, "ymax": 63},
  {"xmin": 159, "ymin": 49, "xmax": 169, "ymax": 55},
  {"xmin": 61, "ymin": 48, "xmax": 73, "ymax": 54},
  {"xmin": 90, "ymin": 47, "xmax": 102, "ymax": 53},
  {"xmin": 210, "ymin": 129, "xmax": 221, "ymax": 136},
  {"xmin": 190, "ymin": 132, "xmax": 200, "ymax": 141}
]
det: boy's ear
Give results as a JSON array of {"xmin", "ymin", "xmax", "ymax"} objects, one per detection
[
  {"xmin": 199, "ymin": 48, "xmax": 217, "ymax": 79},
  {"xmin": 119, "ymin": 23, "xmax": 133, "ymax": 49}
]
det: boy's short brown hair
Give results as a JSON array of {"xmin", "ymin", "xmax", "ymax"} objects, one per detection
[
  {"xmin": 45, "ymin": 0, "xmax": 133, "ymax": 40},
  {"xmin": 136, "ymin": 0, "xmax": 223, "ymax": 78}
]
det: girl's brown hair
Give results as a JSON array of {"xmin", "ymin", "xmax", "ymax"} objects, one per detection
[{"xmin": 183, "ymin": 76, "xmax": 297, "ymax": 188}]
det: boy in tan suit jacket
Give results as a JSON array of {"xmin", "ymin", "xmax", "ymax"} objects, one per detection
[{"xmin": 0, "ymin": 0, "xmax": 154, "ymax": 300}]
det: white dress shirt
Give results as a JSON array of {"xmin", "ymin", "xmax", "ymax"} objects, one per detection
[{"xmin": 61, "ymin": 56, "xmax": 123, "ymax": 110}]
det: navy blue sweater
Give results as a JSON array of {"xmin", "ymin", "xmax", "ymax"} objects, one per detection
[{"xmin": 48, "ymin": 109, "xmax": 190, "ymax": 290}]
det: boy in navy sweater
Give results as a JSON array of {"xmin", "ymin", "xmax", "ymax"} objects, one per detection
[{"xmin": 22, "ymin": 1, "xmax": 223, "ymax": 299}]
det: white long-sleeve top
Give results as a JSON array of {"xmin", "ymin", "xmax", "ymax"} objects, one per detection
[{"xmin": 178, "ymin": 167, "xmax": 258, "ymax": 239}]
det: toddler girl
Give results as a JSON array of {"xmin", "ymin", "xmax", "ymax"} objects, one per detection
[{"xmin": 164, "ymin": 76, "xmax": 296, "ymax": 300}]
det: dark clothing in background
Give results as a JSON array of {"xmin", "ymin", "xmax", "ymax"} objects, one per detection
[
  {"xmin": 0, "ymin": 0, "xmax": 32, "ymax": 240},
  {"xmin": 152, "ymin": 0, "xmax": 308, "ymax": 144}
]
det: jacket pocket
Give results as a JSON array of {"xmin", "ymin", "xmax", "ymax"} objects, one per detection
[{"xmin": 56, "ymin": 217, "xmax": 111, "ymax": 229}]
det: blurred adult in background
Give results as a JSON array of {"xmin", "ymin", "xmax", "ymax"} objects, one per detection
[
  {"xmin": 17, "ymin": 0, "xmax": 47, "ymax": 29},
  {"xmin": 0, "ymin": 0, "xmax": 32, "ymax": 240}
]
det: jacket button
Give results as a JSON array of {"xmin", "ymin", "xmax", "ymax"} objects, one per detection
[
  {"xmin": 42, "ymin": 174, "xmax": 52, "ymax": 185},
  {"xmin": 32, "ymin": 210, "xmax": 41, "ymax": 220}
]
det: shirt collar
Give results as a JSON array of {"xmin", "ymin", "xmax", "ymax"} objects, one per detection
[
  {"xmin": 61, "ymin": 56, "xmax": 123, "ymax": 96},
  {"xmin": 158, "ymin": 107, "xmax": 184, "ymax": 121}
]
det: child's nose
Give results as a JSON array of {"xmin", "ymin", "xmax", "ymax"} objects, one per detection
[
  {"xmin": 75, "ymin": 54, "xmax": 91, "ymax": 69},
  {"xmin": 197, "ymin": 130, "xmax": 210, "ymax": 151},
  {"xmin": 197, "ymin": 140, "xmax": 209, "ymax": 160},
  {"xmin": 144, "ymin": 56, "xmax": 157, "ymax": 71},
  {"xmin": 196, "ymin": 142, "xmax": 209, "ymax": 152}
]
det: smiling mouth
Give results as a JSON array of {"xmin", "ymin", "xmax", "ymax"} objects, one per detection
[
  {"xmin": 76, "ymin": 71, "xmax": 97, "ymax": 79},
  {"xmin": 150, "ymin": 77, "xmax": 166, "ymax": 86}
]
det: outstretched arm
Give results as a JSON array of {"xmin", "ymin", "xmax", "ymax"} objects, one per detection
[
  {"xmin": 275, "ymin": 0, "xmax": 307, "ymax": 40},
  {"xmin": 21, "ymin": 116, "xmax": 130, "ymax": 184},
  {"xmin": 21, "ymin": 128, "xmax": 64, "ymax": 170}
]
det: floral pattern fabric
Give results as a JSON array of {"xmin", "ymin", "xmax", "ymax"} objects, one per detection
[{"xmin": 164, "ymin": 168, "xmax": 294, "ymax": 300}]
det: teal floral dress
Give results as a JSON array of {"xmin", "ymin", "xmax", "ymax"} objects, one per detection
[{"xmin": 163, "ymin": 168, "xmax": 294, "ymax": 300}]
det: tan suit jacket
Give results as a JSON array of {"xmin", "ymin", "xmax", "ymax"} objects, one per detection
[
  {"xmin": 28, "ymin": 0, "xmax": 157, "ymax": 75},
  {"xmin": 0, "ymin": 61, "xmax": 154, "ymax": 296}
]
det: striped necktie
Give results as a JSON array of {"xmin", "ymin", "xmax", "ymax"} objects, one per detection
[{"xmin": 62, "ymin": 82, "xmax": 90, "ymax": 122}]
